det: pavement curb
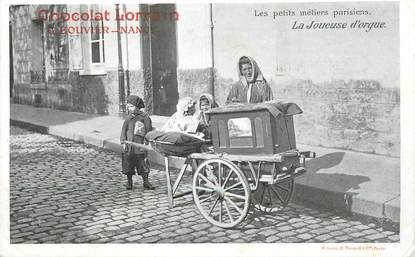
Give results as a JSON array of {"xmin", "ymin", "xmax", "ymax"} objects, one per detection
[
  {"xmin": 292, "ymin": 183, "xmax": 400, "ymax": 229},
  {"xmin": 10, "ymin": 119, "xmax": 49, "ymax": 134},
  {"xmin": 10, "ymin": 118, "xmax": 400, "ymax": 227}
]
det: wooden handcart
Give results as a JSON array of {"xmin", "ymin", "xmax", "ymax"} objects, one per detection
[{"xmin": 127, "ymin": 101, "xmax": 315, "ymax": 228}]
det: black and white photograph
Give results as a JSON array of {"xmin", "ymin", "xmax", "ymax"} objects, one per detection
[{"xmin": 1, "ymin": 1, "xmax": 414, "ymax": 257}]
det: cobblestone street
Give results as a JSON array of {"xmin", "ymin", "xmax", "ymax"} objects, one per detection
[{"xmin": 9, "ymin": 126, "xmax": 400, "ymax": 243}]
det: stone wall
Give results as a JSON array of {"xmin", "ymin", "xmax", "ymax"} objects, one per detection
[
  {"xmin": 72, "ymin": 71, "xmax": 116, "ymax": 115},
  {"xmin": 12, "ymin": 84, "xmax": 32, "ymax": 105},
  {"xmin": 10, "ymin": 6, "xmax": 32, "ymax": 103},
  {"xmin": 214, "ymin": 76, "xmax": 400, "ymax": 157},
  {"xmin": 277, "ymin": 79, "xmax": 399, "ymax": 157},
  {"xmin": 71, "ymin": 69, "xmax": 145, "ymax": 115},
  {"xmin": 13, "ymin": 69, "xmax": 146, "ymax": 115},
  {"xmin": 10, "ymin": 6, "xmax": 31, "ymax": 85},
  {"xmin": 177, "ymin": 68, "xmax": 213, "ymax": 100},
  {"xmin": 127, "ymin": 69, "xmax": 152, "ymax": 114},
  {"xmin": 47, "ymin": 69, "xmax": 146, "ymax": 115}
]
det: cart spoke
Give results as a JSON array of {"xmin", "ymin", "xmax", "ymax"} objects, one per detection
[
  {"xmin": 270, "ymin": 186, "xmax": 285, "ymax": 204},
  {"xmin": 223, "ymin": 200, "xmax": 234, "ymax": 223},
  {"xmin": 275, "ymin": 183, "xmax": 289, "ymax": 192},
  {"xmin": 218, "ymin": 163, "xmax": 222, "ymax": 187},
  {"xmin": 224, "ymin": 181, "xmax": 243, "ymax": 192},
  {"xmin": 206, "ymin": 165, "xmax": 219, "ymax": 186},
  {"xmin": 208, "ymin": 197, "xmax": 220, "ymax": 216},
  {"xmin": 253, "ymin": 178, "xmax": 293, "ymax": 213},
  {"xmin": 224, "ymin": 191, "xmax": 246, "ymax": 201},
  {"xmin": 219, "ymin": 201, "xmax": 222, "ymax": 223},
  {"xmin": 259, "ymin": 184, "xmax": 266, "ymax": 205},
  {"xmin": 267, "ymin": 186, "xmax": 273, "ymax": 205},
  {"xmin": 224, "ymin": 197, "xmax": 243, "ymax": 215},
  {"xmin": 223, "ymin": 169, "xmax": 233, "ymax": 188},
  {"xmin": 197, "ymin": 173, "xmax": 216, "ymax": 188},
  {"xmin": 193, "ymin": 159, "xmax": 250, "ymax": 228},
  {"xmin": 199, "ymin": 194, "xmax": 214, "ymax": 204},
  {"xmin": 195, "ymin": 186, "xmax": 215, "ymax": 193}
]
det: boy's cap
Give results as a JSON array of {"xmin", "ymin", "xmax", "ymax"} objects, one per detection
[{"xmin": 127, "ymin": 95, "xmax": 145, "ymax": 109}]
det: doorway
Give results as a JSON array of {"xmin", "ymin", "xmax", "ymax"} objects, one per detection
[{"xmin": 149, "ymin": 4, "xmax": 179, "ymax": 116}]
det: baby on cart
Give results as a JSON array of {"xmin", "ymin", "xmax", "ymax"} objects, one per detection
[
  {"xmin": 161, "ymin": 97, "xmax": 201, "ymax": 136},
  {"xmin": 145, "ymin": 95, "xmax": 217, "ymax": 157}
]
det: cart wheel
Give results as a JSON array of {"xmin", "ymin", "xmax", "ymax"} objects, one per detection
[
  {"xmin": 193, "ymin": 159, "xmax": 251, "ymax": 228},
  {"xmin": 252, "ymin": 177, "xmax": 294, "ymax": 213}
]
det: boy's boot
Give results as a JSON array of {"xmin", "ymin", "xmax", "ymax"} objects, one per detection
[
  {"xmin": 142, "ymin": 173, "xmax": 155, "ymax": 190},
  {"xmin": 126, "ymin": 174, "xmax": 133, "ymax": 190}
]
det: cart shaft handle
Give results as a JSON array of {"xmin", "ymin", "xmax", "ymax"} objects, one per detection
[{"xmin": 124, "ymin": 141, "xmax": 153, "ymax": 151}]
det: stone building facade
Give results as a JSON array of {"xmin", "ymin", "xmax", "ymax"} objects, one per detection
[
  {"xmin": 10, "ymin": 3, "xmax": 400, "ymax": 157},
  {"xmin": 10, "ymin": 4, "xmax": 167, "ymax": 115}
]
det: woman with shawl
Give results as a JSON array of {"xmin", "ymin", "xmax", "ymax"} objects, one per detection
[{"xmin": 226, "ymin": 56, "xmax": 273, "ymax": 104}]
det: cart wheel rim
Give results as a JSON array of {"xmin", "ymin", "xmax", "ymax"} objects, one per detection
[
  {"xmin": 193, "ymin": 159, "xmax": 251, "ymax": 228},
  {"xmin": 252, "ymin": 177, "xmax": 294, "ymax": 213}
]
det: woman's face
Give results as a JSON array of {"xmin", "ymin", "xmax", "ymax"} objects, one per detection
[
  {"xmin": 241, "ymin": 63, "xmax": 252, "ymax": 79},
  {"xmin": 200, "ymin": 99, "xmax": 210, "ymax": 112}
]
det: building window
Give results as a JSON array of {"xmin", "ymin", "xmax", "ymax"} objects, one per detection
[{"xmin": 90, "ymin": 4, "xmax": 105, "ymax": 64}]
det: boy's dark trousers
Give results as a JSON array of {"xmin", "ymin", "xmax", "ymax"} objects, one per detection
[{"xmin": 121, "ymin": 150, "xmax": 154, "ymax": 190}]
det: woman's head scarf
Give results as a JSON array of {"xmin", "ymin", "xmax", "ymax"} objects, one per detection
[
  {"xmin": 237, "ymin": 56, "xmax": 266, "ymax": 87},
  {"xmin": 197, "ymin": 93, "xmax": 219, "ymax": 126},
  {"xmin": 198, "ymin": 93, "xmax": 218, "ymax": 109}
]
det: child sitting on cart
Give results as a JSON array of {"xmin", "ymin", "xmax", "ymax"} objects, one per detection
[
  {"xmin": 197, "ymin": 93, "xmax": 218, "ymax": 139},
  {"xmin": 162, "ymin": 97, "xmax": 202, "ymax": 136},
  {"xmin": 120, "ymin": 95, "xmax": 155, "ymax": 190},
  {"xmin": 145, "ymin": 96, "xmax": 214, "ymax": 157}
]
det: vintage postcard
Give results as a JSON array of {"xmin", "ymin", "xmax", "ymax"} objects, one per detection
[{"xmin": 1, "ymin": 0, "xmax": 414, "ymax": 256}]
